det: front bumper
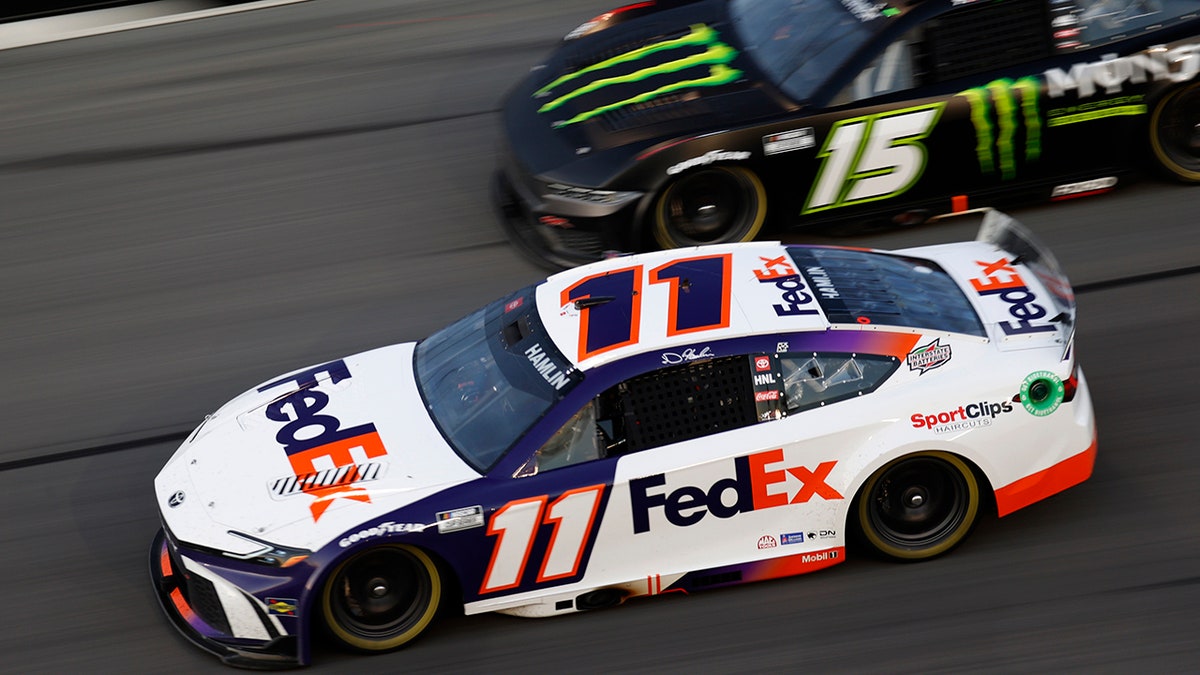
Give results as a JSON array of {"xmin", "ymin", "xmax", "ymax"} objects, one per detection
[
  {"xmin": 150, "ymin": 529, "xmax": 302, "ymax": 669},
  {"xmin": 492, "ymin": 158, "xmax": 643, "ymax": 270}
]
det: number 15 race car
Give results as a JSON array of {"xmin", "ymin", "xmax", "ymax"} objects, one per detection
[
  {"xmin": 151, "ymin": 210, "xmax": 1096, "ymax": 668},
  {"xmin": 494, "ymin": 0, "xmax": 1200, "ymax": 268}
]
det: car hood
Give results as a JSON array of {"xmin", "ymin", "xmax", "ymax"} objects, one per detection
[
  {"xmin": 503, "ymin": 5, "xmax": 785, "ymax": 180},
  {"xmin": 153, "ymin": 343, "xmax": 480, "ymax": 554}
]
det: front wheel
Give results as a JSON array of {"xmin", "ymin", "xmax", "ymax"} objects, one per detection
[
  {"xmin": 1150, "ymin": 82, "xmax": 1200, "ymax": 182},
  {"xmin": 856, "ymin": 452, "xmax": 981, "ymax": 561},
  {"xmin": 322, "ymin": 545, "xmax": 442, "ymax": 653},
  {"xmin": 652, "ymin": 165, "xmax": 767, "ymax": 249}
]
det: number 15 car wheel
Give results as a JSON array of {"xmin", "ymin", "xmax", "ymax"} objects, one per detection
[
  {"xmin": 652, "ymin": 165, "xmax": 767, "ymax": 249},
  {"xmin": 1150, "ymin": 82, "xmax": 1200, "ymax": 182},
  {"xmin": 322, "ymin": 545, "xmax": 442, "ymax": 653},
  {"xmin": 856, "ymin": 452, "xmax": 981, "ymax": 562}
]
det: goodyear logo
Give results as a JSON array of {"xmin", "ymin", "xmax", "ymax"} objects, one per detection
[
  {"xmin": 534, "ymin": 24, "xmax": 741, "ymax": 128},
  {"xmin": 956, "ymin": 77, "xmax": 1041, "ymax": 180}
]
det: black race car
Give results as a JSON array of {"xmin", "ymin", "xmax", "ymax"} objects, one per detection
[{"xmin": 495, "ymin": 0, "xmax": 1200, "ymax": 268}]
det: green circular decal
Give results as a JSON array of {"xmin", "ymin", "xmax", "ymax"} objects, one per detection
[{"xmin": 1020, "ymin": 370, "xmax": 1064, "ymax": 417}]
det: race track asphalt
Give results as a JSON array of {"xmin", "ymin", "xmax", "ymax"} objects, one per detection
[{"xmin": 1, "ymin": 1, "xmax": 1198, "ymax": 672}]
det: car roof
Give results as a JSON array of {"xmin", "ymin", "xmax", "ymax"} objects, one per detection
[{"xmin": 535, "ymin": 243, "xmax": 846, "ymax": 370}]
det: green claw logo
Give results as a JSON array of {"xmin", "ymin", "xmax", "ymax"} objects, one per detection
[
  {"xmin": 535, "ymin": 24, "xmax": 742, "ymax": 128},
  {"xmin": 956, "ymin": 77, "xmax": 1041, "ymax": 180}
]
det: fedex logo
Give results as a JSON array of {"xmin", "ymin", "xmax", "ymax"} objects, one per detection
[
  {"xmin": 969, "ymin": 258, "xmax": 1055, "ymax": 336},
  {"xmin": 752, "ymin": 256, "xmax": 819, "ymax": 317},
  {"xmin": 629, "ymin": 449, "xmax": 842, "ymax": 534},
  {"xmin": 258, "ymin": 360, "xmax": 387, "ymax": 521}
]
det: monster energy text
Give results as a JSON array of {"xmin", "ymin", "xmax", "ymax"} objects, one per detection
[{"xmin": 1044, "ymin": 44, "xmax": 1200, "ymax": 98}]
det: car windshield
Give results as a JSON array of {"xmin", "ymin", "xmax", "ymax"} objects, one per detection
[
  {"xmin": 414, "ymin": 285, "xmax": 582, "ymax": 472},
  {"xmin": 730, "ymin": 0, "xmax": 885, "ymax": 102}
]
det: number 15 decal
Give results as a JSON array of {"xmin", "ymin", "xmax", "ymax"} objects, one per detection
[
  {"xmin": 480, "ymin": 485, "xmax": 606, "ymax": 594},
  {"xmin": 803, "ymin": 103, "xmax": 945, "ymax": 215}
]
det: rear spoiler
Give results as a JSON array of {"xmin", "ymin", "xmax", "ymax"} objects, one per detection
[{"xmin": 936, "ymin": 209, "xmax": 1076, "ymax": 360}]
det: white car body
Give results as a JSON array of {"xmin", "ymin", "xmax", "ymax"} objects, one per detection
[{"xmin": 151, "ymin": 210, "xmax": 1096, "ymax": 667}]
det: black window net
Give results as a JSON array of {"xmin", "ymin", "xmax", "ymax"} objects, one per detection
[{"xmin": 621, "ymin": 356, "xmax": 758, "ymax": 452}]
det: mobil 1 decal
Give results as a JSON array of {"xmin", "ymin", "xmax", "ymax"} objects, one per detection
[{"xmin": 803, "ymin": 102, "xmax": 944, "ymax": 214}]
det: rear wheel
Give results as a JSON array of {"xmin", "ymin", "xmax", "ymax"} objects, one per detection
[
  {"xmin": 652, "ymin": 165, "xmax": 767, "ymax": 249},
  {"xmin": 856, "ymin": 452, "xmax": 981, "ymax": 561},
  {"xmin": 1150, "ymin": 82, "xmax": 1200, "ymax": 182},
  {"xmin": 322, "ymin": 545, "xmax": 442, "ymax": 653}
]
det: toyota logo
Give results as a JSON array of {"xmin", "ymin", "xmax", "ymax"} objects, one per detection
[{"xmin": 167, "ymin": 491, "xmax": 186, "ymax": 508}]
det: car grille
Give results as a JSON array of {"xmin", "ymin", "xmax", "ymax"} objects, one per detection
[
  {"xmin": 167, "ymin": 538, "xmax": 233, "ymax": 636},
  {"xmin": 182, "ymin": 572, "xmax": 232, "ymax": 635}
]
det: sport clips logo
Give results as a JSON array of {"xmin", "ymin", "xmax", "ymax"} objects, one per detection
[{"xmin": 911, "ymin": 401, "xmax": 1013, "ymax": 433}]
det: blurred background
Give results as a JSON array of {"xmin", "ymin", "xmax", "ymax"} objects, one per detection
[{"xmin": 0, "ymin": 1, "xmax": 1197, "ymax": 671}]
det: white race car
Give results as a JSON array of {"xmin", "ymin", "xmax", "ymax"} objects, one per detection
[{"xmin": 151, "ymin": 209, "xmax": 1095, "ymax": 668}]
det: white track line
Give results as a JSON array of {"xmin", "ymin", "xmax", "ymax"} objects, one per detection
[{"xmin": 0, "ymin": 0, "xmax": 312, "ymax": 51}]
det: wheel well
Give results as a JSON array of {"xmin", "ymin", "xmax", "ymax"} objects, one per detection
[
  {"xmin": 310, "ymin": 541, "xmax": 463, "ymax": 641},
  {"xmin": 845, "ymin": 450, "xmax": 997, "ymax": 544},
  {"xmin": 426, "ymin": 547, "xmax": 464, "ymax": 617},
  {"xmin": 636, "ymin": 163, "xmax": 771, "ymax": 251},
  {"xmin": 1146, "ymin": 80, "xmax": 1200, "ymax": 182}
]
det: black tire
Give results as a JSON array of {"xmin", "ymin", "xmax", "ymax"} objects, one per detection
[
  {"xmin": 856, "ymin": 452, "xmax": 981, "ymax": 561},
  {"xmin": 652, "ymin": 165, "xmax": 767, "ymax": 249},
  {"xmin": 1150, "ymin": 82, "xmax": 1200, "ymax": 182},
  {"xmin": 322, "ymin": 545, "xmax": 442, "ymax": 653}
]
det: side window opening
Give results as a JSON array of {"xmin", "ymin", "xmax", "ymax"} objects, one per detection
[
  {"xmin": 780, "ymin": 352, "xmax": 899, "ymax": 413},
  {"xmin": 1057, "ymin": 1, "xmax": 1194, "ymax": 52},
  {"xmin": 525, "ymin": 350, "xmax": 900, "ymax": 474},
  {"xmin": 525, "ymin": 355, "xmax": 767, "ymax": 474},
  {"xmin": 534, "ymin": 400, "xmax": 603, "ymax": 472},
  {"xmin": 522, "ymin": 388, "xmax": 627, "ymax": 475},
  {"xmin": 834, "ymin": 34, "xmax": 924, "ymax": 105}
]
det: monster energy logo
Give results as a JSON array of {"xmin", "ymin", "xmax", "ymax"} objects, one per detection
[
  {"xmin": 956, "ymin": 78, "xmax": 1041, "ymax": 181},
  {"xmin": 534, "ymin": 24, "xmax": 742, "ymax": 128}
]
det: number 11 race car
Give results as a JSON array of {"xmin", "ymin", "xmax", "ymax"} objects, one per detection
[
  {"xmin": 151, "ymin": 210, "xmax": 1096, "ymax": 668},
  {"xmin": 494, "ymin": 0, "xmax": 1200, "ymax": 268}
]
